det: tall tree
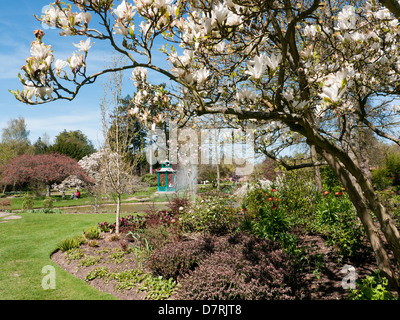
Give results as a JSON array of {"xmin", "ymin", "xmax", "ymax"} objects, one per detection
[
  {"xmin": 11, "ymin": 0, "xmax": 400, "ymax": 286},
  {"xmin": 0, "ymin": 117, "xmax": 32, "ymax": 157},
  {"xmin": 1, "ymin": 117, "xmax": 30, "ymax": 144},
  {"xmin": 50, "ymin": 129, "xmax": 96, "ymax": 161}
]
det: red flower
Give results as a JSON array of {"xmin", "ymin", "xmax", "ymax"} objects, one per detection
[{"xmin": 324, "ymin": 191, "xmax": 330, "ymax": 195}]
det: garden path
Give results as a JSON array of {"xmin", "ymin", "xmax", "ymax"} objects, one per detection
[{"xmin": 0, "ymin": 212, "xmax": 22, "ymax": 223}]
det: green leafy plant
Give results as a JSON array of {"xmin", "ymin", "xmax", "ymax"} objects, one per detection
[
  {"xmin": 66, "ymin": 248, "xmax": 84, "ymax": 263},
  {"xmin": 180, "ymin": 195, "xmax": 241, "ymax": 235},
  {"xmin": 84, "ymin": 226, "xmax": 101, "ymax": 240},
  {"xmin": 241, "ymin": 182, "xmax": 271, "ymax": 218},
  {"xmin": 348, "ymin": 271, "xmax": 396, "ymax": 300},
  {"xmin": 42, "ymin": 197, "xmax": 53, "ymax": 209},
  {"xmin": 22, "ymin": 193, "xmax": 35, "ymax": 211},
  {"xmin": 312, "ymin": 193, "xmax": 368, "ymax": 259},
  {"xmin": 57, "ymin": 235, "xmax": 86, "ymax": 252},
  {"xmin": 87, "ymin": 267, "xmax": 179, "ymax": 300},
  {"xmin": 126, "ymin": 231, "xmax": 152, "ymax": 269},
  {"xmin": 78, "ymin": 255, "xmax": 102, "ymax": 267},
  {"xmin": 85, "ymin": 267, "xmax": 110, "ymax": 281}
]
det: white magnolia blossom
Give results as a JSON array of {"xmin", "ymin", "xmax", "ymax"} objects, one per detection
[
  {"xmin": 30, "ymin": 42, "xmax": 52, "ymax": 60},
  {"xmin": 195, "ymin": 67, "xmax": 210, "ymax": 83},
  {"xmin": 319, "ymin": 69, "xmax": 349, "ymax": 104},
  {"xmin": 336, "ymin": 5, "xmax": 356, "ymax": 31},
  {"xmin": 245, "ymin": 53, "xmax": 282, "ymax": 79},
  {"xmin": 129, "ymin": 106, "xmax": 140, "ymax": 115},
  {"xmin": 134, "ymin": 0, "xmax": 153, "ymax": 11},
  {"xmin": 69, "ymin": 52, "xmax": 84, "ymax": 70},
  {"xmin": 73, "ymin": 38, "xmax": 93, "ymax": 52},
  {"xmin": 154, "ymin": 0, "xmax": 173, "ymax": 9},
  {"xmin": 303, "ymin": 25, "xmax": 319, "ymax": 37},
  {"xmin": 55, "ymin": 59, "xmax": 68, "ymax": 73},
  {"xmin": 131, "ymin": 67, "xmax": 148, "ymax": 84},
  {"xmin": 113, "ymin": 20, "xmax": 129, "ymax": 35},
  {"xmin": 236, "ymin": 88, "xmax": 259, "ymax": 102},
  {"xmin": 113, "ymin": 0, "xmax": 136, "ymax": 20}
]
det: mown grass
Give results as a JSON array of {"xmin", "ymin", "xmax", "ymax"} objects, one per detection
[
  {"xmin": 0, "ymin": 213, "xmax": 121, "ymax": 300},
  {"xmin": 8, "ymin": 187, "xmax": 170, "ymax": 211}
]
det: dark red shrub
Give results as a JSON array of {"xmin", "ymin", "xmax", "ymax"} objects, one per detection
[
  {"xmin": 1, "ymin": 153, "xmax": 94, "ymax": 192},
  {"xmin": 176, "ymin": 233, "xmax": 310, "ymax": 300},
  {"xmin": 146, "ymin": 237, "xmax": 215, "ymax": 281}
]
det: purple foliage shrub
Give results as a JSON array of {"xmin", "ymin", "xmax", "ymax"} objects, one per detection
[
  {"xmin": 176, "ymin": 232, "xmax": 309, "ymax": 300},
  {"xmin": 146, "ymin": 237, "xmax": 215, "ymax": 281}
]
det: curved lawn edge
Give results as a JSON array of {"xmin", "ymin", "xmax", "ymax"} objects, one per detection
[{"xmin": 0, "ymin": 212, "xmax": 120, "ymax": 300}]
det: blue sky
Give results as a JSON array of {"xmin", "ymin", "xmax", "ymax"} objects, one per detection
[{"xmin": 0, "ymin": 0, "xmax": 170, "ymax": 149}]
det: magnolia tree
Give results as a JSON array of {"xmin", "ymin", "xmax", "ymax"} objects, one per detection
[{"xmin": 11, "ymin": 0, "xmax": 400, "ymax": 286}]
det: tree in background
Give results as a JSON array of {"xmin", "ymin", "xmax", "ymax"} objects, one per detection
[
  {"xmin": 49, "ymin": 129, "xmax": 96, "ymax": 161},
  {"xmin": 33, "ymin": 133, "xmax": 52, "ymax": 154},
  {"xmin": 1, "ymin": 153, "xmax": 93, "ymax": 196},
  {"xmin": 0, "ymin": 117, "xmax": 33, "ymax": 159},
  {"xmin": 107, "ymin": 94, "xmax": 148, "ymax": 175},
  {"xmin": 0, "ymin": 117, "xmax": 34, "ymax": 192}
]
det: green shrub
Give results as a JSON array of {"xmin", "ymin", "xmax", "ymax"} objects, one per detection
[
  {"xmin": 371, "ymin": 168, "xmax": 392, "ymax": 191},
  {"xmin": 249, "ymin": 206, "xmax": 292, "ymax": 241},
  {"xmin": 385, "ymin": 152, "xmax": 400, "ymax": 186},
  {"xmin": 84, "ymin": 226, "xmax": 101, "ymax": 240},
  {"xmin": 278, "ymin": 169, "xmax": 318, "ymax": 223},
  {"xmin": 312, "ymin": 193, "xmax": 369, "ymax": 259},
  {"xmin": 140, "ymin": 173, "xmax": 158, "ymax": 187},
  {"xmin": 180, "ymin": 196, "xmax": 241, "ymax": 235},
  {"xmin": 22, "ymin": 193, "xmax": 35, "ymax": 211},
  {"xmin": 241, "ymin": 182, "xmax": 271, "ymax": 218},
  {"xmin": 348, "ymin": 271, "xmax": 395, "ymax": 300},
  {"xmin": 57, "ymin": 235, "xmax": 86, "ymax": 252},
  {"xmin": 42, "ymin": 197, "xmax": 54, "ymax": 209}
]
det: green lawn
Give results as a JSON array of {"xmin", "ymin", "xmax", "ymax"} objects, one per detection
[
  {"xmin": 0, "ymin": 213, "xmax": 122, "ymax": 300},
  {"xmin": 8, "ymin": 187, "xmax": 171, "ymax": 211}
]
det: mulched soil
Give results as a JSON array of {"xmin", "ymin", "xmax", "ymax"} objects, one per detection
[{"xmin": 51, "ymin": 228, "xmax": 383, "ymax": 300}]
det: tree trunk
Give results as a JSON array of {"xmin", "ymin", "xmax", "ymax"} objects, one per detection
[
  {"xmin": 115, "ymin": 193, "xmax": 121, "ymax": 235},
  {"xmin": 46, "ymin": 185, "xmax": 51, "ymax": 197},
  {"xmin": 310, "ymin": 145, "xmax": 322, "ymax": 192}
]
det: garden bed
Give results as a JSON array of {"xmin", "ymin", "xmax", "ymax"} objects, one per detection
[
  {"xmin": 49, "ymin": 184, "xmax": 398, "ymax": 300},
  {"xmin": 51, "ymin": 226, "xmax": 379, "ymax": 300}
]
